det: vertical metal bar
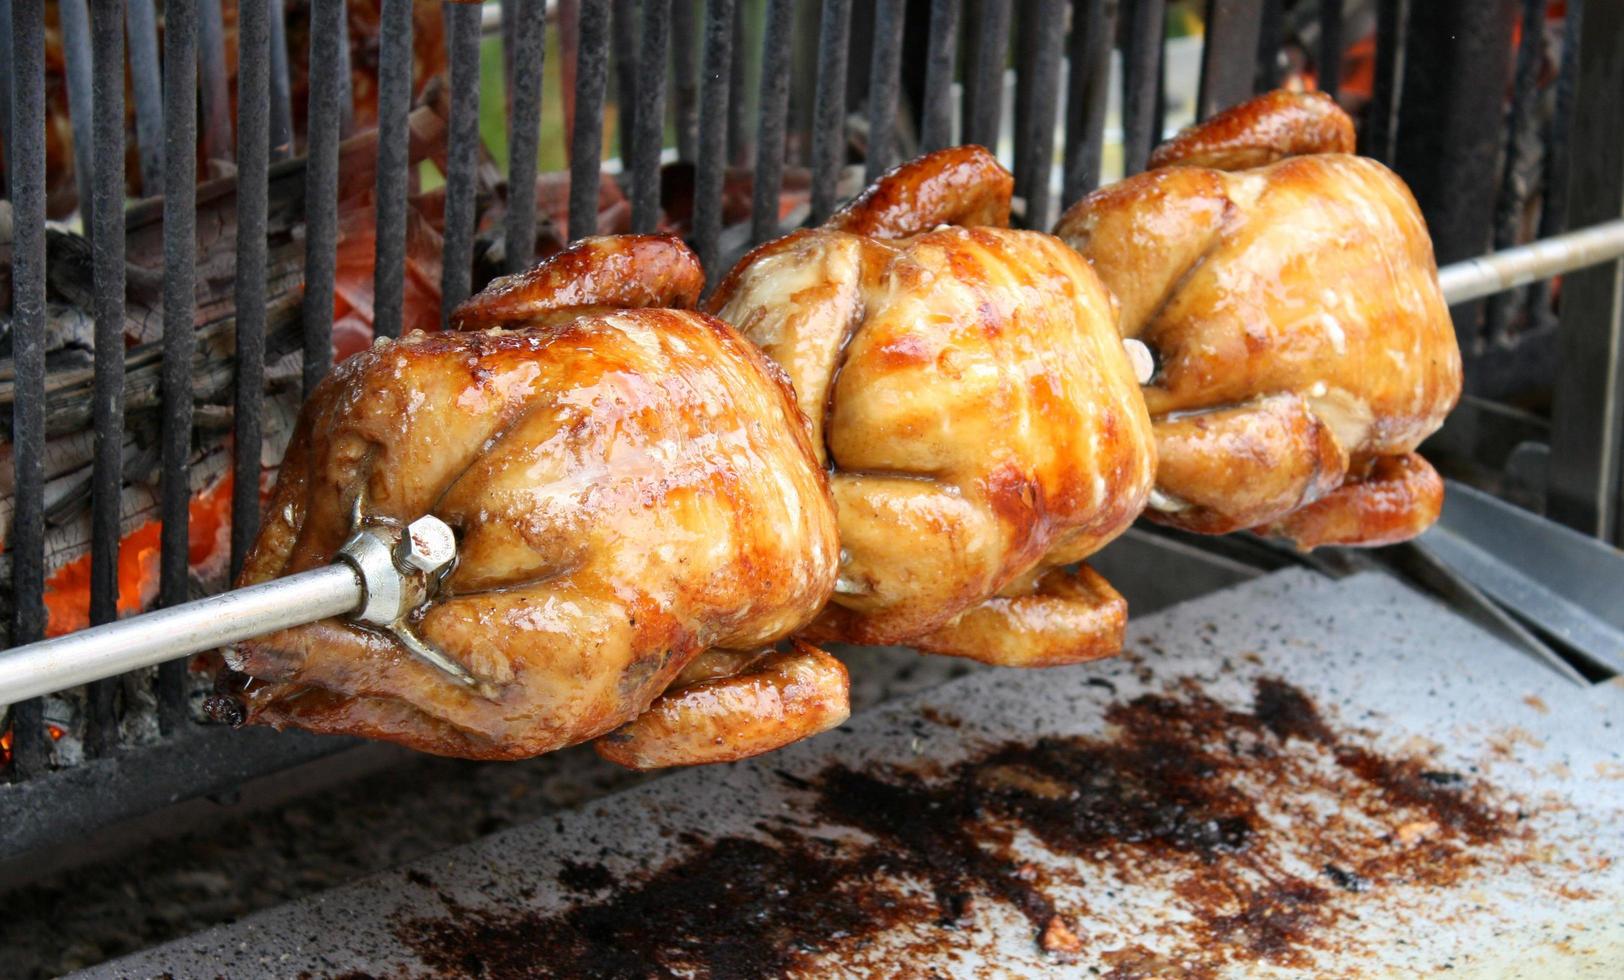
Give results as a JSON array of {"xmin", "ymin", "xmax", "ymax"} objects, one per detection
[
  {"xmin": 1014, "ymin": 0, "xmax": 1063, "ymax": 229},
  {"xmin": 9, "ymin": 0, "xmax": 50, "ymax": 777},
  {"xmin": 336, "ymin": 2, "xmax": 356, "ymax": 139},
  {"xmin": 302, "ymin": 0, "xmax": 344, "ymax": 396},
  {"xmin": 672, "ymin": 0, "xmax": 699, "ymax": 161},
  {"xmin": 1255, "ymin": 0, "xmax": 1282, "ymax": 92},
  {"xmin": 1548, "ymin": 0, "xmax": 1624, "ymax": 543},
  {"xmin": 59, "ymin": 0, "xmax": 97, "ymax": 233},
  {"xmin": 125, "ymin": 0, "xmax": 164, "ymax": 197},
  {"xmin": 569, "ymin": 0, "xmax": 610, "ymax": 242},
  {"xmin": 1484, "ymin": 0, "xmax": 1548, "ymax": 344},
  {"xmin": 919, "ymin": 0, "xmax": 960, "ymax": 153},
  {"xmin": 0, "ymin": 0, "xmax": 12, "ymax": 194},
  {"xmin": 965, "ymin": 0, "xmax": 1011, "ymax": 151},
  {"xmin": 229, "ymin": 0, "xmax": 265, "ymax": 596},
  {"xmin": 501, "ymin": 0, "xmax": 517, "ymax": 98},
  {"xmin": 505, "ymin": 0, "xmax": 545, "ymax": 272},
  {"xmin": 198, "ymin": 0, "xmax": 234, "ymax": 164},
  {"xmin": 85, "ymin": 0, "xmax": 127, "ymax": 755},
  {"xmin": 268, "ymin": 0, "xmax": 294, "ymax": 161},
  {"xmin": 160, "ymin": 0, "xmax": 200, "ymax": 728},
  {"xmin": 1063, "ymin": 0, "xmax": 1116, "ymax": 206},
  {"xmin": 726, "ymin": 0, "xmax": 749, "ymax": 167},
  {"xmin": 1121, "ymin": 0, "xmax": 1166, "ymax": 175},
  {"xmin": 693, "ymin": 0, "xmax": 734, "ymax": 278},
  {"xmin": 750, "ymin": 0, "xmax": 794, "ymax": 245},
  {"xmin": 1527, "ymin": 0, "xmax": 1583, "ymax": 333},
  {"xmin": 1318, "ymin": 0, "xmax": 1344, "ymax": 101},
  {"xmin": 1359, "ymin": 0, "xmax": 1408, "ymax": 163},
  {"xmin": 1392, "ymin": 1, "xmax": 1516, "ymax": 354},
  {"xmin": 372, "ymin": 0, "xmax": 414, "ymax": 332},
  {"xmin": 809, "ymin": 0, "xmax": 852, "ymax": 223},
  {"xmin": 630, "ymin": 0, "xmax": 670, "ymax": 234},
  {"xmin": 1197, "ymin": 0, "xmax": 1262, "ymax": 120},
  {"xmin": 864, "ymin": 0, "xmax": 906, "ymax": 183},
  {"xmin": 441, "ymin": 1, "xmax": 482, "ymax": 320},
  {"xmin": 1012, "ymin": 0, "xmax": 1038, "ymax": 198},
  {"xmin": 612, "ymin": 0, "xmax": 640, "ymax": 162}
]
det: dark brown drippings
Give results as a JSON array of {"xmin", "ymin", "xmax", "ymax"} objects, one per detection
[
  {"xmin": 395, "ymin": 678, "xmax": 1525, "ymax": 978},
  {"xmin": 555, "ymin": 860, "xmax": 614, "ymax": 894}
]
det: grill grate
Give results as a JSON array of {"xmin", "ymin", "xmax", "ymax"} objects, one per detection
[{"xmin": 0, "ymin": 0, "xmax": 1617, "ymax": 848}]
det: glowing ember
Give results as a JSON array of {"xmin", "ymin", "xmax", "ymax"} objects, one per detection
[
  {"xmin": 43, "ymin": 473, "xmax": 236, "ymax": 638},
  {"xmin": 1, "ymin": 726, "xmax": 12, "ymax": 768}
]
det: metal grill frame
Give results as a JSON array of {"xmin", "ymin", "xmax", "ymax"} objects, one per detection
[{"xmin": 1, "ymin": 0, "xmax": 1620, "ymax": 857}]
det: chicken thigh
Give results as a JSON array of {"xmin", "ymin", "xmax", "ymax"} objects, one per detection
[
  {"xmin": 710, "ymin": 147, "xmax": 1156, "ymax": 667},
  {"xmin": 225, "ymin": 235, "xmax": 847, "ymax": 765},
  {"xmin": 1053, "ymin": 90, "xmax": 1461, "ymax": 548}
]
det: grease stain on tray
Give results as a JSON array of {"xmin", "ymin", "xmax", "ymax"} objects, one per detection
[{"xmin": 396, "ymin": 677, "xmax": 1554, "ymax": 979}]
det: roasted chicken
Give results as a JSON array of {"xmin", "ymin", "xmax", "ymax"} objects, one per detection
[
  {"xmin": 1054, "ymin": 90, "xmax": 1462, "ymax": 548},
  {"xmin": 225, "ymin": 235, "xmax": 848, "ymax": 766},
  {"xmin": 710, "ymin": 147, "xmax": 1156, "ymax": 667}
]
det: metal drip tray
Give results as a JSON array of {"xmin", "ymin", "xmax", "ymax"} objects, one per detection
[{"xmin": 88, "ymin": 571, "xmax": 1624, "ymax": 977}]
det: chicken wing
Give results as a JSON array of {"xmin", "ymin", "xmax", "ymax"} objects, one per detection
[
  {"xmin": 710, "ymin": 148, "xmax": 1156, "ymax": 667},
  {"xmin": 224, "ymin": 236, "xmax": 843, "ymax": 763},
  {"xmin": 1054, "ymin": 90, "xmax": 1460, "ymax": 548}
]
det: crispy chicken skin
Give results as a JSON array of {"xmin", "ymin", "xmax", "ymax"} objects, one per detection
[
  {"xmin": 227, "ymin": 236, "xmax": 845, "ymax": 764},
  {"xmin": 1054, "ymin": 90, "xmax": 1460, "ymax": 548},
  {"xmin": 709, "ymin": 147, "xmax": 1156, "ymax": 667}
]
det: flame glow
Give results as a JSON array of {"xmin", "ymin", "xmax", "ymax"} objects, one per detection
[{"xmin": 43, "ymin": 474, "xmax": 236, "ymax": 637}]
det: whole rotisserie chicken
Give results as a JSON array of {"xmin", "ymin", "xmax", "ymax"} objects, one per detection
[
  {"xmin": 709, "ymin": 147, "xmax": 1156, "ymax": 667},
  {"xmin": 1054, "ymin": 89, "xmax": 1462, "ymax": 548},
  {"xmin": 225, "ymin": 235, "xmax": 849, "ymax": 767}
]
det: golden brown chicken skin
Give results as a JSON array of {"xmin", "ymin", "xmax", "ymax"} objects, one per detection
[
  {"xmin": 227, "ymin": 236, "xmax": 845, "ymax": 764},
  {"xmin": 1054, "ymin": 90, "xmax": 1461, "ymax": 548},
  {"xmin": 710, "ymin": 148, "xmax": 1156, "ymax": 667}
]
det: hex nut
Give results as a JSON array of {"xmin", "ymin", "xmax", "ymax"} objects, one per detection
[{"xmin": 396, "ymin": 515, "xmax": 457, "ymax": 575}]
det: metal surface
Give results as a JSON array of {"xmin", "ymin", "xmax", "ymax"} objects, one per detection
[
  {"xmin": 302, "ymin": 0, "xmax": 345, "ymax": 396},
  {"xmin": 1197, "ymin": 0, "xmax": 1263, "ymax": 120},
  {"xmin": 0, "ymin": 512, "xmax": 461, "ymax": 704},
  {"xmin": 1014, "ymin": 0, "xmax": 1063, "ymax": 230},
  {"xmin": 1359, "ymin": 0, "xmax": 1407, "ymax": 162},
  {"xmin": 749, "ymin": 0, "xmax": 795, "ymax": 245},
  {"xmin": 372, "ymin": 0, "xmax": 414, "ymax": 329},
  {"xmin": 1121, "ymin": 0, "xmax": 1165, "ymax": 175},
  {"xmin": 629, "ymin": 0, "xmax": 667, "ymax": 234},
  {"xmin": 964, "ymin": 0, "xmax": 1011, "ymax": 152},
  {"xmin": 86, "ymin": 0, "xmax": 127, "ymax": 755},
  {"xmin": 1419, "ymin": 481, "xmax": 1624, "ymax": 676},
  {"xmin": 170, "ymin": 0, "xmax": 206, "ymax": 730},
  {"xmin": 8, "ymin": 0, "xmax": 49, "ymax": 776},
  {"xmin": 228, "ymin": 0, "xmax": 266, "ymax": 586},
  {"xmin": 1548, "ymin": 0, "xmax": 1624, "ymax": 544},
  {"xmin": 919, "ymin": 0, "xmax": 961, "ymax": 153},
  {"xmin": 1393, "ymin": 0, "xmax": 1516, "ymax": 349},
  {"xmin": 1063, "ymin": 0, "xmax": 1116, "ymax": 206},
  {"xmin": 441, "ymin": 0, "xmax": 482, "ymax": 318},
  {"xmin": 86, "ymin": 572, "xmax": 1624, "ymax": 977},
  {"xmin": 808, "ymin": 0, "xmax": 852, "ymax": 223},
  {"xmin": 568, "ymin": 0, "xmax": 609, "ymax": 243},
  {"xmin": 57, "ymin": 0, "xmax": 95, "ymax": 233},
  {"xmin": 0, "ymin": 565, "xmax": 363, "ymax": 706},
  {"xmin": 1437, "ymin": 219, "xmax": 1624, "ymax": 306},
  {"xmin": 864, "ymin": 0, "xmax": 906, "ymax": 183},
  {"xmin": 197, "ymin": 0, "xmax": 234, "ymax": 164},
  {"xmin": 694, "ymin": 0, "xmax": 736, "ymax": 278},
  {"xmin": 124, "ymin": 0, "xmax": 164, "ymax": 196}
]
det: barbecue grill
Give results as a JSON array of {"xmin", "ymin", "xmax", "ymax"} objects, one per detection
[{"xmin": 3, "ymin": 1, "xmax": 1623, "ymax": 975}]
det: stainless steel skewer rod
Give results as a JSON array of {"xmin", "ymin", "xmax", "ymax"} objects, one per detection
[
  {"xmin": 6, "ymin": 222, "xmax": 1624, "ymax": 707},
  {"xmin": 0, "ymin": 564, "xmax": 362, "ymax": 705},
  {"xmin": 1437, "ymin": 218, "xmax": 1624, "ymax": 305},
  {"xmin": 0, "ymin": 515, "xmax": 461, "ymax": 706}
]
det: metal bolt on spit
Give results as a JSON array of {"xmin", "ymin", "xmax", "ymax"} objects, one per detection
[{"xmin": 0, "ymin": 514, "xmax": 467, "ymax": 705}]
